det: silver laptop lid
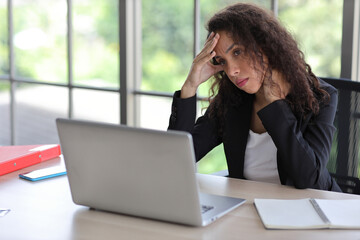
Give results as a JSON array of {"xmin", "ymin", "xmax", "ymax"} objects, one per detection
[{"xmin": 56, "ymin": 118, "xmax": 203, "ymax": 226}]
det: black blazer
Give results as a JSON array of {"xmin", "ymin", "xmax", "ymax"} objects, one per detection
[{"xmin": 168, "ymin": 79, "xmax": 341, "ymax": 192}]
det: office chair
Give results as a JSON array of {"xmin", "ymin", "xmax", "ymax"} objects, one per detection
[{"xmin": 322, "ymin": 77, "xmax": 360, "ymax": 194}]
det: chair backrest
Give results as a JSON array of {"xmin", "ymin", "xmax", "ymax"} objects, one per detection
[{"xmin": 322, "ymin": 77, "xmax": 360, "ymax": 194}]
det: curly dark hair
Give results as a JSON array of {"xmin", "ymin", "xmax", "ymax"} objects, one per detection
[{"xmin": 206, "ymin": 3, "xmax": 328, "ymax": 120}]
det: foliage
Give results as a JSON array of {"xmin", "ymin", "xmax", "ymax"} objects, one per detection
[{"xmin": 141, "ymin": 0, "xmax": 194, "ymax": 92}]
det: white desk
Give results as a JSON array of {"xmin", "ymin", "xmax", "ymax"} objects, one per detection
[{"xmin": 1, "ymin": 157, "xmax": 360, "ymax": 240}]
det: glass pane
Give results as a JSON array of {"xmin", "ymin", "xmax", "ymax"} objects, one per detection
[
  {"xmin": 13, "ymin": 1, "xmax": 67, "ymax": 83},
  {"xmin": 141, "ymin": 0, "xmax": 193, "ymax": 93},
  {"xmin": 197, "ymin": 143, "xmax": 227, "ymax": 174},
  {"xmin": 15, "ymin": 84, "xmax": 68, "ymax": 145},
  {"xmin": 278, "ymin": 0, "xmax": 342, "ymax": 78},
  {"xmin": 0, "ymin": 1, "xmax": 8, "ymax": 76},
  {"xmin": 72, "ymin": 89, "xmax": 119, "ymax": 124},
  {"xmin": 73, "ymin": 0, "xmax": 119, "ymax": 88},
  {"xmin": 138, "ymin": 95, "xmax": 172, "ymax": 131},
  {"xmin": 0, "ymin": 81, "xmax": 11, "ymax": 145}
]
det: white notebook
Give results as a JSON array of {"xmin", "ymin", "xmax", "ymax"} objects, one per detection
[{"xmin": 254, "ymin": 198, "xmax": 360, "ymax": 229}]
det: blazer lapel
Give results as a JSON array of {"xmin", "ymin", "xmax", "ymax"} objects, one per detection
[{"xmin": 223, "ymin": 96, "xmax": 253, "ymax": 179}]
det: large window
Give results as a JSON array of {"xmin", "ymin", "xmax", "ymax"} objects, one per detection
[{"xmin": 0, "ymin": 0, "xmax": 354, "ymax": 173}]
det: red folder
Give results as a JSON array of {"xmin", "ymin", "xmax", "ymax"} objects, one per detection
[{"xmin": 0, "ymin": 144, "xmax": 61, "ymax": 176}]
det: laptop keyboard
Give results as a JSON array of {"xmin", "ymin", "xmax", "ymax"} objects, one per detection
[{"xmin": 201, "ymin": 205, "xmax": 214, "ymax": 214}]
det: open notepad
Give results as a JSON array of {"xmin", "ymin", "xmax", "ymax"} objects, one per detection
[{"xmin": 254, "ymin": 198, "xmax": 360, "ymax": 229}]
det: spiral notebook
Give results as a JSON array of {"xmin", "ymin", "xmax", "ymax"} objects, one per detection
[{"xmin": 254, "ymin": 198, "xmax": 360, "ymax": 229}]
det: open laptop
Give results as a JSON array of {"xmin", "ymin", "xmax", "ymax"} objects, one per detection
[{"xmin": 56, "ymin": 118, "xmax": 245, "ymax": 227}]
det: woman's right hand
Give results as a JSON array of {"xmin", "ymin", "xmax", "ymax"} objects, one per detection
[{"xmin": 180, "ymin": 32, "xmax": 224, "ymax": 98}]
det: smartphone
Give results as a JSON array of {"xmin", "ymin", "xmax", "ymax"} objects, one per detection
[{"xmin": 19, "ymin": 166, "xmax": 67, "ymax": 181}]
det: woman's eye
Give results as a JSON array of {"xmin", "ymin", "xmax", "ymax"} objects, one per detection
[{"xmin": 234, "ymin": 50, "xmax": 241, "ymax": 56}]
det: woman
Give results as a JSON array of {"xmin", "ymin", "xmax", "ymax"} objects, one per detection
[{"xmin": 168, "ymin": 3, "xmax": 341, "ymax": 191}]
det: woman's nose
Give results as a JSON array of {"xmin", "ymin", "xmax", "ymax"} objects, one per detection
[{"xmin": 226, "ymin": 61, "xmax": 240, "ymax": 77}]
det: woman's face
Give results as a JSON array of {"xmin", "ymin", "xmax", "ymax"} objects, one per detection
[{"xmin": 213, "ymin": 31, "xmax": 265, "ymax": 94}]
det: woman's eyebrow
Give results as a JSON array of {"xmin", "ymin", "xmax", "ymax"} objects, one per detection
[
  {"xmin": 215, "ymin": 43, "xmax": 238, "ymax": 58},
  {"xmin": 225, "ymin": 43, "xmax": 236, "ymax": 53}
]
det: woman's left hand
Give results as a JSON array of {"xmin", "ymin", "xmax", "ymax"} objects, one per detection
[{"xmin": 260, "ymin": 70, "xmax": 290, "ymax": 104}]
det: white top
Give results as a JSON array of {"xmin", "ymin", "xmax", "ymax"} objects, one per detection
[{"xmin": 243, "ymin": 130, "xmax": 281, "ymax": 184}]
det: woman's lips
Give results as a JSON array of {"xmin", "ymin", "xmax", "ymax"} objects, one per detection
[{"xmin": 236, "ymin": 78, "xmax": 249, "ymax": 87}]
